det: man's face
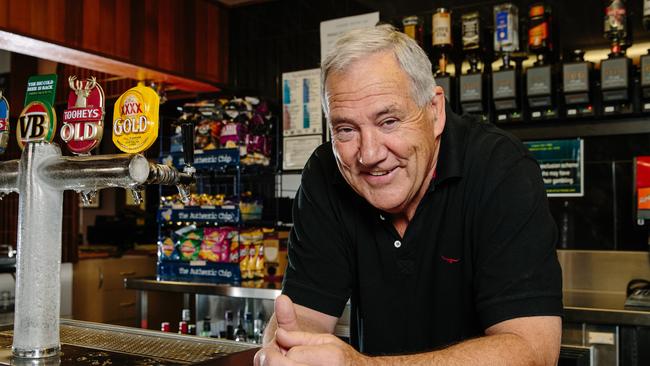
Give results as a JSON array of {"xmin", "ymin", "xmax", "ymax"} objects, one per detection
[{"xmin": 326, "ymin": 51, "xmax": 445, "ymax": 215}]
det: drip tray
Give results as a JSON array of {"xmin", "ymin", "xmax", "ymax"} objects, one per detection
[{"xmin": 0, "ymin": 319, "xmax": 258, "ymax": 365}]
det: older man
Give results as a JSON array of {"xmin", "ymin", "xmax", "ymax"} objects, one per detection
[{"xmin": 256, "ymin": 25, "xmax": 562, "ymax": 365}]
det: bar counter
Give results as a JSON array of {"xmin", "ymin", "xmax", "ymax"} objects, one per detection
[
  {"xmin": 125, "ymin": 277, "xmax": 650, "ymax": 328},
  {"xmin": 0, "ymin": 319, "xmax": 258, "ymax": 365},
  {"xmin": 563, "ymin": 290, "xmax": 650, "ymax": 326}
]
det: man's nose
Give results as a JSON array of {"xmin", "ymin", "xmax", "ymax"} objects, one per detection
[{"xmin": 358, "ymin": 129, "xmax": 386, "ymax": 167}]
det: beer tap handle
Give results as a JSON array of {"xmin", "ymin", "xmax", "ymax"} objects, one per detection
[
  {"xmin": 146, "ymin": 162, "xmax": 193, "ymax": 205},
  {"xmin": 177, "ymin": 111, "xmax": 198, "ymax": 205},
  {"xmin": 180, "ymin": 114, "xmax": 196, "ymax": 175}
]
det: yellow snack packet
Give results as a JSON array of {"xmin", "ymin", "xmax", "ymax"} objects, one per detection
[{"xmin": 112, "ymin": 84, "xmax": 159, "ymax": 153}]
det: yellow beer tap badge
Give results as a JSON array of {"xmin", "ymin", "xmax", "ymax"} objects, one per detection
[{"xmin": 112, "ymin": 85, "xmax": 159, "ymax": 154}]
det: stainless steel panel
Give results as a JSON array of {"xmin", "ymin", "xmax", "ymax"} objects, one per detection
[{"xmin": 557, "ymin": 250, "xmax": 650, "ymax": 293}]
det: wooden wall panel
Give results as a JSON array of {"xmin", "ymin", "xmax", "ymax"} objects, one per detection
[
  {"xmin": 0, "ymin": 0, "xmax": 228, "ymax": 87},
  {"xmin": 98, "ymin": 0, "xmax": 117, "ymax": 56},
  {"xmin": 157, "ymin": 0, "xmax": 175, "ymax": 72},
  {"xmin": 142, "ymin": 0, "xmax": 159, "ymax": 68},
  {"xmin": 0, "ymin": 0, "xmax": 8, "ymax": 27},
  {"xmin": 29, "ymin": 0, "xmax": 48, "ymax": 38},
  {"xmin": 196, "ymin": 2, "xmax": 228, "ymax": 81},
  {"xmin": 82, "ymin": 0, "xmax": 101, "ymax": 53},
  {"xmin": 114, "ymin": 0, "xmax": 131, "ymax": 59},
  {"xmin": 7, "ymin": 0, "xmax": 28, "ymax": 32},
  {"xmin": 194, "ymin": 0, "xmax": 208, "ymax": 79},
  {"xmin": 45, "ymin": 0, "xmax": 67, "ymax": 42}
]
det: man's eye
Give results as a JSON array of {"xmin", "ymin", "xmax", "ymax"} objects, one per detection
[
  {"xmin": 381, "ymin": 119, "xmax": 398, "ymax": 128},
  {"xmin": 334, "ymin": 127, "xmax": 355, "ymax": 141},
  {"xmin": 338, "ymin": 127, "xmax": 354, "ymax": 133}
]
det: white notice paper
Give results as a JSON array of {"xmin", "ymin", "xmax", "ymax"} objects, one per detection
[
  {"xmin": 320, "ymin": 12, "xmax": 380, "ymax": 61},
  {"xmin": 283, "ymin": 135, "xmax": 323, "ymax": 171}
]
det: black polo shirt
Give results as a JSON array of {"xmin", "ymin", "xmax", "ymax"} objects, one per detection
[{"xmin": 282, "ymin": 110, "xmax": 563, "ymax": 356}]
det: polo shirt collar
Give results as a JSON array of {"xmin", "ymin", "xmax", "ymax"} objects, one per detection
[{"xmin": 430, "ymin": 105, "xmax": 467, "ymax": 190}]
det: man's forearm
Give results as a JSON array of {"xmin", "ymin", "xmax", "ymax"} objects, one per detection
[{"xmin": 372, "ymin": 333, "xmax": 552, "ymax": 366}]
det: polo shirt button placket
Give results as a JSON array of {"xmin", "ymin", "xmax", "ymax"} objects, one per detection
[{"xmin": 393, "ymin": 240, "xmax": 402, "ymax": 248}]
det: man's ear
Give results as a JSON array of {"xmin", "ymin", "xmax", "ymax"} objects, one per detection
[{"xmin": 432, "ymin": 85, "xmax": 446, "ymax": 137}]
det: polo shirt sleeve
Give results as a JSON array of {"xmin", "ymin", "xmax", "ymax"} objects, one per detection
[
  {"xmin": 473, "ymin": 139, "xmax": 563, "ymax": 330},
  {"xmin": 281, "ymin": 147, "xmax": 353, "ymax": 318}
]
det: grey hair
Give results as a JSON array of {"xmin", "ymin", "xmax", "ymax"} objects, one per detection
[{"xmin": 321, "ymin": 24, "xmax": 436, "ymax": 120}]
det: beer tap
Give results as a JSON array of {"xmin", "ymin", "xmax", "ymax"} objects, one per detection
[
  {"xmin": 3, "ymin": 76, "xmax": 197, "ymax": 360},
  {"xmin": 63, "ymin": 76, "xmax": 105, "ymax": 207},
  {"xmin": 176, "ymin": 109, "xmax": 199, "ymax": 203}
]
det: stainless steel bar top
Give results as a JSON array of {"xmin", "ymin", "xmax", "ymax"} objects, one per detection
[
  {"xmin": 563, "ymin": 290, "xmax": 650, "ymax": 326},
  {"xmin": 124, "ymin": 277, "xmax": 282, "ymax": 301}
]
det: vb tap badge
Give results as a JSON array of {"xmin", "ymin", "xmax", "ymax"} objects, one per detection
[
  {"xmin": 112, "ymin": 84, "xmax": 159, "ymax": 154},
  {"xmin": 17, "ymin": 74, "xmax": 58, "ymax": 150},
  {"xmin": 62, "ymin": 76, "xmax": 105, "ymax": 154},
  {"xmin": 0, "ymin": 90, "xmax": 9, "ymax": 154}
]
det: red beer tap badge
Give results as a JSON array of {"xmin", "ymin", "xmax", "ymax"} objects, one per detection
[{"xmin": 61, "ymin": 76, "xmax": 105, "ymax": 154}]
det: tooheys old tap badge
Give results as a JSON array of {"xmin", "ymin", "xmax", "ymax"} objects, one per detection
[
  {"xmin": 112, "ymin": 84, "xmax": 159, "ymax": 154},
  {"xmin": 62, "ymin": 76, "xmax": 105, "ymax": 154},
  {"xmin": 17, "ymin": 74, "xmax": 58, "ymax": 150},
  {"xmin": 0, "ymin": 91, "xmax": 9, "ymax": 154}
]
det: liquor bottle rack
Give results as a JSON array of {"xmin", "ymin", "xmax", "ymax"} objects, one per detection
[{"xmin": 392, "ymin": 1, "xmax": 650, "ymax": 139}]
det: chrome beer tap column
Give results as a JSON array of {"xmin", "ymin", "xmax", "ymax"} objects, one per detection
[
  {"xmin": 6, "ymin": 76, "xmax": 195, "ymax": 359},
  {"xmin": 12, "ymin": 144, "xmax": 192, "ymax": 359}
]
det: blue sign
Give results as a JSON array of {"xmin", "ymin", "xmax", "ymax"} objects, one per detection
[
  {"xmin": 157, "ymin": 261, "xmax": 242, "ymax": 284},
  {"xmin": 161, "ymin": 148, "xmax": 240, "ymax": 170},
  {"xmin": 158, "ymin": 206, "xmax": 240, "ymax": 224}
]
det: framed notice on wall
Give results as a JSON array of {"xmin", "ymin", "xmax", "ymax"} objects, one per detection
[
  {"xmin": 524, "ymin": 139, "xmax": 584, "ymax": 197},
  {"xmin": 283, "ymin": 135, "xmax": 323, "ymax": 171},
  {"xmin": 282, "ymin": 68, "xmax": 323, "ymax": 137}
]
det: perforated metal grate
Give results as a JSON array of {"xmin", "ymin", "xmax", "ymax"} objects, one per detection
[{"xmin": 0, "ymin": 324, "xmax": 254, "ymax": 364}]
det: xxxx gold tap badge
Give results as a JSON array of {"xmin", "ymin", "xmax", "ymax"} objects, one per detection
[
  {"xmin": 62, "ymin": 76, "xmax": 105, "ymax": 154},
  {"xmin": 0, "ymin": 91, "xmax": 9, "ymax": 154},
  {"xmin": 17, "ymin": 74, "xmax": 58, "ymax": 150},
  {"xmin": 112, "ymin": 85, "xmax": 159, "ymax": 154}
]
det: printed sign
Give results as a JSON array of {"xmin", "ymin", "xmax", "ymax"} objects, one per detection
[
  {"xmin": 24, "ymin": 74, "xmax": 57, "ymax": 106},
  {"xmin": 282, "ymin": 68, "xmax": 323, "ymax": 137},
  {"xmin": 17, "ymin": 75, "xmax": 58, "ymax": 150},
  {"xmin": 112, "ymin": 84, "xmax": 159, "ymax": 154},
  {"xmin": 61, "ymin": 76, "xmax": 105, "ymax": 154},
  {"xmin": 320, "ymin": 12, "xmax": 379, "ymax": 61},
  {"xmin": 525, "ymin": 139, "xmax": 584, "ymax": 197},
  {"xmin": 0, "ymin": 91, "xmax": 8, "ymax": 154}
]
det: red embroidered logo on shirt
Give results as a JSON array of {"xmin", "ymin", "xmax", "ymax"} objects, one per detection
[{"xmin": 441, "ymin": 256, "xmax": 460, "ymax": 264}]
